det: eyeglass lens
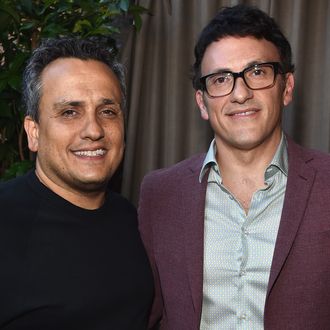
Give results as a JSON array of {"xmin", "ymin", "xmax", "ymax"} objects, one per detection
[{"xmin": 205, "ymin": 63, "xmax": 276, "ymax": 97}]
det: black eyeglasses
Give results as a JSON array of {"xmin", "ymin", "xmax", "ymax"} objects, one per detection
[{"xmin": 200, "ymin": 62, "xmax": 284, "ymax": 98}]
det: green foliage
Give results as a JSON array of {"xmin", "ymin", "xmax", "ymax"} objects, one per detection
[
  {"xmin": 0, "ymin": 160, "xmax": 34, "ymax": 181},
  {"xmin": 0, "ymin": 0, "xmax": 146, "ymax": 180}
]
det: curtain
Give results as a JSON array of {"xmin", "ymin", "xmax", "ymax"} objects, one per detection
[{"xmin": 119, "ymin": 0, "xmax": 330, "ymax": 204}]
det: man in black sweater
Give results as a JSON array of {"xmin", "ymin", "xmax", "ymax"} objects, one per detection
[{"xmin": 0, "ymin": 38, "xmax": 153, "ymax": 329}]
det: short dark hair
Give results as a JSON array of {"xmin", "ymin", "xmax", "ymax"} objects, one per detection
[
  {"xmin": 22, "ymin": 37, "xmax": 126, "ymax": 122},
  {"xmin": 192, "ymin": 4, "xmax": 295, "ymax": 90}
]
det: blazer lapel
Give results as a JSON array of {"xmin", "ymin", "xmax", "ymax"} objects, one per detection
[
  {"xmin": 267, "ymin": 140, "xmax": 316, "ymax": 295},
  {"xmin": 180, "ymin": 157, "xmax": 207, "ymax": 321}
]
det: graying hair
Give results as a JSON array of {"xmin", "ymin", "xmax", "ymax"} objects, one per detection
[{"xmin": 22, "ymin": 37, "xmax": 127, "ymax": 122}]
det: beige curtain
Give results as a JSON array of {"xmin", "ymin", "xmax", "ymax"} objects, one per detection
[{"xmin": 120, "ymin": 0, "xmax": 330, "ymax": 204}]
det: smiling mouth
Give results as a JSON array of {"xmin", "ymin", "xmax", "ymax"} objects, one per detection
[
  {"xmin": 229, "ymin": 109, "xmax": 259, "ymax": 117},
  {"xmin": 74, "ymin": 149, "xmax": 106, "ymax": 157}
]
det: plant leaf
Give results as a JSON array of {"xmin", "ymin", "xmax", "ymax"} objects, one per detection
[
  {"xmin": 119, "ymin": 0, "xmax": 130, "ymax": 12},
  {"xmin": 0, "ymin": 2, "xmax": 20, "ymax": 24}
]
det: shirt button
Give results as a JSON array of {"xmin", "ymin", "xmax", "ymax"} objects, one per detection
[
  {"xmin": 239, "ymin": 313, "xmax": 247, "ymax": 320},
  {"xmin": 239, "ymin": 270, "xmax": 246, "ymax": 276},
  {"xmin": 242, "ymin": 227, "xmax": 249, "ymax": 235}
]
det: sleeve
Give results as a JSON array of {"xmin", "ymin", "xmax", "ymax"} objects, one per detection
[{"xmin": 138, "ymin": 174, "xmax": 164, "ymax": 329}]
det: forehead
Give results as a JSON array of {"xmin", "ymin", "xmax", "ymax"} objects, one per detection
[
  {"xmin": 40, "ymin": 57, "xmax": 122, "ymax": 100},
  {"xmin": 201, "ymin": 36, "xmax": 281, "ymax": 74}
]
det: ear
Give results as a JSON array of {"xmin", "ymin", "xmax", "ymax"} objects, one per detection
[
  {"xmin": 24, "ymin": 116, "xmax": 39, "ymax": 152},
  {"xmin": 195, "ymin": 90, "xmax": 209, "ymax": 120},
  {"xmin": 283, "ymin": 73, "xmax": 294, "ymax": 106}
]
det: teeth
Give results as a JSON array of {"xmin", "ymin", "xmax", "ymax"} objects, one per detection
[
  {"xmin": 233, "ymin": 110, "xmax": 256, "ymax": 116},
  {"xmin": 74, "ymin": 149, "xmax": 106, "ymax": 157}
]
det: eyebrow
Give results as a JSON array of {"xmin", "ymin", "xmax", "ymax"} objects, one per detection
[
  {"xmin": 53, "ymin": 100, "xmax": 83, "ymax": 110},
  {"xmin": 101, "ymin": 98, "xmax": 119, "ymax": 106},
  {"xmin": 209, "ymin": 60, "xmax": 268, "ymax": 75},
  {"xmin": 53, "ymin": 98, "xmax": 119, "ymax": 110}
]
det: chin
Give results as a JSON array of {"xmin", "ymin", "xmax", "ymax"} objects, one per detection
[
  {"xmin": 231, "ymin": 137, "xmax": 263, "ymax": 151},
  {"xmin": 72, "ymin": 175, "xmax": 109, "ymax": 192}
]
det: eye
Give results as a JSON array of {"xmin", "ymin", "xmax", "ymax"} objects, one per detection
[
  {"xmin": 209, "ymin": 73, "xmax": 231, "ymax": 86},
  {"xmin": 102, "ymin": 109, "xmax": 115, "ymax": 116},
  {"xmin": 61, "ymin": 109, "xmax": 78, "ymax": 117},
  {"xmin": 252, "ymin": 68, "xmax": 264, "ymax": 76},
  {"xmin": 100, "ymin": 107, "xmax": 121, "ymax": 118},
  {"xmin": 249, "ymin": 66, "xmax": 269, "ymax": 78}
]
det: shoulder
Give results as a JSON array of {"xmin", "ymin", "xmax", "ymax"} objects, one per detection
[
  {"xmin": 287, "ymin": 138, "xmax": 330, "ymax": 172},
  {"xmin": 0, "ymin": 172, "xmax": 31, "ymax": 202},
  {"xmin": 141, "ymin": 153, "xmax": 205, "ymax": 187},
  {"xmin": 139, "ymin": 154, "xmax": 205, "ymax": 208},
  {"xmin": 306, "ymin": 149, "xmax": 330, "ymax": 169},
  {"xmin": 0, "ymin": 172, "xmax": 40, "ymax": 244},
  {"xmin": 106, "ymin": 190, "xmax": 137, "ymax": 215}
]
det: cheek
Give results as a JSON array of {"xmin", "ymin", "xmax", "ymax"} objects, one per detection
[
  {"xmin": 260, "ymin": 88, "xmax": 283, "ymax": 117},
  {"xmin": 208, "ymin": 100, "xmax": 226, "ymax": 123},
  {"xmin": 109, "ymin": 120, "xmax": 125, "ymax": 140},
  {"xmin": 37, "ymin": 125, "xmax": 71, "ymax": 154},
  {"xmin": 106, "ymin": 124, "xmax": 125, "ymax": 163}
]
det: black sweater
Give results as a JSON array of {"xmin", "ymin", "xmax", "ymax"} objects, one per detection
[{"xmin": 0, "ymin": 171, "xmax": 153, "ymax": 329}]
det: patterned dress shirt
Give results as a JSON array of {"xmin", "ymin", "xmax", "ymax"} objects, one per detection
[{"xmin": 199, "ymin": 135, "xmax": 288, "ymax": 329}]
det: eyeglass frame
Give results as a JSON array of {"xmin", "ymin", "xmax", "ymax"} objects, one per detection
[{"xmin": 199, "ymin": 62, "xmax": 285, "ymax": 98}]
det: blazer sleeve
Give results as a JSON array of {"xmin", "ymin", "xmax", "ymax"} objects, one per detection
[{"xmin": 138, "ymin": 173, "xmax": 164, "ymax": 329}]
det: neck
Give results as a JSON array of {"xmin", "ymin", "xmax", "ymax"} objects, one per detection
[
  {"xmin": 214, "ymin": 132, "xmax": 282, "ymax": 214},
  {"xmin": 215, "ymin": 132, "xmax": 282, "ymax": 175},
  {"xmin": 35, "ymin": 169, "xmax": 106, "ymax": 210}
]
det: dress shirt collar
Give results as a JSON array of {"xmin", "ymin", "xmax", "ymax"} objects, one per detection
[{"xmin": 199, "ymin": 133, "xmax": 288, "ymax": 183}]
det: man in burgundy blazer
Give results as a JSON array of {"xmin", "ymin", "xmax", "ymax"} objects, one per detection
[
  {"xmin": 139, "ymin": 5, "xmax": 330, "ymax": 330},
  {"xmin": 139, "ymin": 139, "xmax": 330, "ymax": 329}
]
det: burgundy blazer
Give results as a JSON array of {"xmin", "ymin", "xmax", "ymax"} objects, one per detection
[{"xmin": 138, "ymin": 137, "xmax": 330, "ymax": 329}]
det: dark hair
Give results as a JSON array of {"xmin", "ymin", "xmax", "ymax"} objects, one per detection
[
  {"xmin": 192, "ymin": 4, "xmax": 295, "ymax": 90},
  {"xmin": 22, "ymin": 37, "xmax": 126, "ymax": 122}
]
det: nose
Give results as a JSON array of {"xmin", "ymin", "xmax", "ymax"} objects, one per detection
[
  {"xmin": 81, "ymin": 113, "xmax": 105, "ymax": 141},
  {"xmin": 230, "ymin": 77, "xmax": 253, "ymax": 103}
]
